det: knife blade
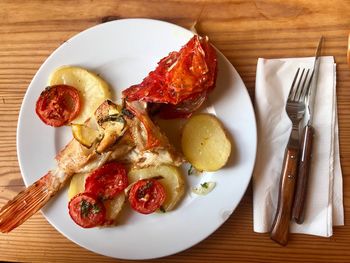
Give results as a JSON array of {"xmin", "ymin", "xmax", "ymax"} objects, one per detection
[{"xmin": 292, "ymin": 36, "xmax": 323, "ymax": 224}]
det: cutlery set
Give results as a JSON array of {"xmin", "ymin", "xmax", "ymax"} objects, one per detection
[{"xmin": 270, "ymin": 37, "xmax": 323, "ymax": 246}]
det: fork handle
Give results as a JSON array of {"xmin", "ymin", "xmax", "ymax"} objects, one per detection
[
  {"xmin": 270, "ymin": 145, "xmax": 299, "ymax": 246},
  {"xmin": 292, "ymin": 125, "xmax": 314, "ymax": 224}
]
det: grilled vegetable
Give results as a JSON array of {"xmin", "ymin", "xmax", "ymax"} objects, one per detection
[
  {"xmin": 35, "ymin": 84, "xmax": 81, "ymax": 127},
  {"xmin": 128, "ymin": 179, "xmax": 166, "ymax": 214},
  {"xmin": 127, "ymin": 165, "xmax": 185, "ymax": 211},
  {"xmin": 48, "ymin": 66, "xmax": 111, "ymax": 124},
  {"xmin": 67, "ymin": 163, "xmax": 128, "ymax": 225}
]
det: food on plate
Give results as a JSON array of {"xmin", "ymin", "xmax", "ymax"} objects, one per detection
[
  {"xmin": 68, "ymin": 170, "xmax": 126, "ymax": 225},
  {"xmin": 48, "ymin": 66, "xmax": 112, "ymax": 124},
  {"xmin": 68, "ymin": 192, "xmax": 106, "ymax": 228},
  {"xmin": 122, "ymin": 35, "xmax": 217, "ymax": 118},
  {"xmin": 68, "ymin": 173, "xmax": 87, "ymax": 199},
  {"xmin": 192, "ymin": 181, "xmax": 216, "ymax": 195},
  {"xmin": 71, "ymin": 124, "xmax": 101, "ymax": 148},
  {"xmin": 0, "ymin": 35, "xmax": 218, "ymax": 232},
  {"xmin": 35, "ymin": 84, "xmax": 81, "ymax": 127},
  {"xmin": 69, "ymin": 162, "xmax": 128, "ymax": 226},
  {"xmin": 84, "ymin": 162, "xmax": 128, "ymax": 200},
  {"xmin": 128, "ymin": 165, "xmax": 185, "ymax": 211},
  {"xmin": 128, "ymin": 178, "xmax": 166, "ymax": 214},
  {"xmin": 181, "ymin": 113, "xmax": 231, "ymax": 171}
]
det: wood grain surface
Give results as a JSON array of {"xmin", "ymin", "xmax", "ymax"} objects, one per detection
[{"xmin": 1, "ymin": 0, "xmax": 350, "ymax": 262}]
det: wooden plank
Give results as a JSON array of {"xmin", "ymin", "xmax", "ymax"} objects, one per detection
[{"xmin": 0, "ymin": 0, "xmax": 350, "ymax": 262}]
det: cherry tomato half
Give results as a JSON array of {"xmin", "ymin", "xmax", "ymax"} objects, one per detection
[
  {"xmin": 85, "ymin": 162, "xmax": 128, "ymax": 200},
  {"xmin": 68, "ymin": 192, "xmax": 106, "ymax": 228},
  {"xmin": 128, "ymin": 179, "xmax": 166, "ymax": 214},
  {"xmin": 35, "ymin": 84, "xmax": 81, "ymax": 127}
]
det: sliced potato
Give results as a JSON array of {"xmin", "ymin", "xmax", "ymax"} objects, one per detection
[
  {"xmin": 49, "ymin": 66, "xmax": 112, "ymax": 124},
  {"xmin": 128, "ymin": 165, "xmax": 185, "ymax": 211},
  {"xmin": 104, "ymin": 194, "xmax": 125, "ymax": 225},
  {"xmin": 181, "ymin": 113, "xmax": 231, "ymax": 171}
]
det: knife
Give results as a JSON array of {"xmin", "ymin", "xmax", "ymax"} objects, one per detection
[{"xmin": 292, "ymin": 36, "xmax": 323, "ymax": 224}]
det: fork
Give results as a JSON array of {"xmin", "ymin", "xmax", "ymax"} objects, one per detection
[{"xmin": 270, "ymin": 68, "xmax": 311, "ymax": 246}]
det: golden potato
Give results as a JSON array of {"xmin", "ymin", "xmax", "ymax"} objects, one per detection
[
  {"xmin": 48, "ymin": 66, "xmax": 112, "ymax": 124},
  {"xmin": 181, "ymin": 113, "xmax": 231, "ymax": 171},
  {"xmin": 127, "ymin": 165, "xmax": 185, "ymax": 211},
  {"xmin": 104, "ymin": 194, "xmax": 125, "ymax": 225}
]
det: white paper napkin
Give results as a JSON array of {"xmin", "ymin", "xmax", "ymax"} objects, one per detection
[{"xmin": 253, "ymin": 56, "xmax": 343, "ymax": 237}]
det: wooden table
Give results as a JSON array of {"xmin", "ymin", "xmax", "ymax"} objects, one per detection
[{"xmin": 1, "ymin": 0, "xmax": 349, "ymax": 262}]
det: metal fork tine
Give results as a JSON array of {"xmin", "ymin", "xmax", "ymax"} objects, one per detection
[
  {"xmin": 300, "ymin": 69, "xmax": 314, "ymax": 102},
  {"xmin": 292, "ymin": 68, "xmax": 305, "ymax": 101},
  {"xmin": 297, "ymin": 69, "xmax": 310, "ymax": 101},
  {"xmin": 288, "ymin": 68, "xmax": 300, "ymax": 100}
]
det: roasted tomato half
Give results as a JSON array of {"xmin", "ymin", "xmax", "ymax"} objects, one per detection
[
  {"xmin": 128, "ymin": 179, "xmax": 166, "ymax": 214},
  {"xmin": 68, "ymin": 192, "xmax": 106, "ymax": 228},
  {"xmin": 85, "ymin": 162, "xmax": 128, "ymax": 200},
  {"xmin": 35, "ymin": 84, "xmax": 81, "ymax": 127}
]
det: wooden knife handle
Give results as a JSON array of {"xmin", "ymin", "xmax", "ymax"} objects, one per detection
[
  {"xmin": 270, "ymin": 146, "xmax": 299, "ymax": 246},
  {"xmin": 292, "ymin": 125, "xmax": 314, "ymax": 224}
]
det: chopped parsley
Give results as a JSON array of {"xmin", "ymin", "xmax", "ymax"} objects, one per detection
[
  {"xmin": 188, "ymin": 165, "xmax": 194, "ymax": 175},
  {"xmin": 80, "ymin": 200, "xmax": 91, "ymax": 217},
  {"xmin": 91, "ymin": 204, "xmax": 101, "ymax": 214},
  {"xmin": 80, "ymin": 200, "xmax": 101, "ymax": 217},
  {"xmin": 187, "ymin": 165, "xmax": 202, "ymax": 176},
  {"xmin": 137, "ymin": 181, "xmax": 153, "ymax": 199},
  {"xmin": 201, "ymin": 182, "xmax": 209, "ymax": 189}
]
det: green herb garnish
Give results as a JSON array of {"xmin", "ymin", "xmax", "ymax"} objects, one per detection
[
  {"xmin": 201, "ymin": 182, "xmax": 209, "ymax": 189},
  {"xmin": 91, "ymin": 204, "xmax": 101, "ymax": 214},
  {"xmin": 137, "ymin": 180, "xmax": 153, "ymax": 199},
  {"xmin": 80, "ymin": 200, "xmax": 91, "ymax": 217},
  {"xmin": 188, "ymin": 165, "xmax": 194, "ymax": 176}
]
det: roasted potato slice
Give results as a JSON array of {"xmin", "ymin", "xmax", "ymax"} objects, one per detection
[
  {"xmin": 127, "ymin": 165, "xmax": 185, "ymax": 211},
  {"xmin": 181, "ymin": 113, "xmax": 231, "ymax": 171},
  {"xmin": 48, "ymin": 66, "xmax": 112, "ymax": 124}
]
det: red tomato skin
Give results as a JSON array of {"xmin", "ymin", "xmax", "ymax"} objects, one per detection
[
  {"xmin": 85, "ymin": 162, "xmax": 128, "ymax": 200},
  {"xmin": 35, "ymin": 84, "xmax": 81, "ymax": 127},
  {"xmin": 68, "ymin": 192, "xmax": 106, "ymax": 228},
  {"xmin": 128, "ymin": 179, "xmax": 166, "ymax": 214}
]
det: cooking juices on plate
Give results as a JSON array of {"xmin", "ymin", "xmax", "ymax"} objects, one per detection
[{"xmin": 0, "ymin": 35, "xmax": 233, "ymax": 231}]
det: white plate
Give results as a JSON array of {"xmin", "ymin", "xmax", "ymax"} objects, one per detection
[{"xmin": 17, "ymin": 19, "xmax": 257, "ymax": 260}]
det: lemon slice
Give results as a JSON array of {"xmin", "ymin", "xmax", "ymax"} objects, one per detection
[
  {"xmin": 128, "ymin": 165, "xmax": 185, "ymax": 211},
  {"xmin": 48, "ymin": 66, "xmax": 112, "ymax": 124},
  {"xmin": 71, "ymin": 124, "xmax": 101, "ymax": 148}
]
